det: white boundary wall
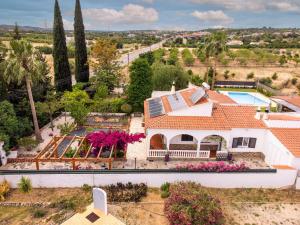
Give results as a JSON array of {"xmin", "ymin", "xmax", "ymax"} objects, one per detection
[{"xmin": 0, "ymin": 169, "xmax": 298, "ymax": 189}]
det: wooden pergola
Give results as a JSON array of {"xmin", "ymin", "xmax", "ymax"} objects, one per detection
[{"xmin": 34, "ymin": 135, "xmax": 115, "ymax": 170}]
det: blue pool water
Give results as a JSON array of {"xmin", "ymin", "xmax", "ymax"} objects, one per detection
[{"xmin": 227, "ymin": 92, "xmax": 269, "ymax": 106}]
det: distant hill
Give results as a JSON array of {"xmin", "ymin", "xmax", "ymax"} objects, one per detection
[{"xmin": 0, "ymin": 24, "xmax": 50, "ymax": 32}]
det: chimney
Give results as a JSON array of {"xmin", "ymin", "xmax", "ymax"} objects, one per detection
[
  {"xmin": 255, "ymin": 106, "xmax": 261, "ymax": 120},
  {"xmin": 171, "ymin": 81, "xmax": 176, "ymax": 94}
]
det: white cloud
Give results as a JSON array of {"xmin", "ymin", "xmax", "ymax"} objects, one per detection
[
  {"xmin": 269, "ymin": 2, "xmax": 300, "ymax": 12},
  {"xmin": 189, "ymin": 0, "xmax": 300, "ymax": 12},
  {"xmin": 82, "ymin": 4, "xmax": 158, "ymax": 26},
  {"xmin": 191, "ymin": 10, "xmax": 233, "ymax": 25},
  {"xmin": 63, "ymin": 19, "xmax": 73, "ymax": 30}
]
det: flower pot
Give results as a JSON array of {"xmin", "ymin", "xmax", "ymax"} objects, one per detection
[{"xmin": 164, "ymin": 153, "xmax": 170, "ymax": 162}]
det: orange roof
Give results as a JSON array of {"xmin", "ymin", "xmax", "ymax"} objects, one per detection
[
  {"xmin": 145, "ymin": 100, "xmax": 265, "ymax": 130},
  {"xmin": 144, "ymin": 102, "xmax": 231, "ymax": 130},
  {"xmin": 270, "ymin": 128, "xmax": 300, "ymax": 157},
  {"xmin": 272, "ymin": 96, "xmax": 300, "ymax": 108},
  {"xmin": 161, "ymin": 96, "xmax": 172, "ymax": 113},
  {"xmin": 207, "ymin": 90, "xmax": 236, "ymax": 104},
  {"xmin": 272, "ymin": 165, "xmax": 296, "ymax": 170},
  {"xmin": 221, "ymin": 105, "xmax": 266, "ymax": 129},
  {"xmin": 267, "ymin": 114, "xmax": 300, "ymax": 121},
  {"xmin": 180, "ymin": 88, "xmax": 208, "ymax": 107}
]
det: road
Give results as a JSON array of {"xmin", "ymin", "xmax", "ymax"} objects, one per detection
[{"xmin": 118, "ymin": 40, "xmax": 166, "ymax": 66}]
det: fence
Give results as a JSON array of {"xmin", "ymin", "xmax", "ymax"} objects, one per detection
[
  {"xmin": 257, "ymin": 82, "xmax": 285, "ymax": 96},
  {"xmin": 0, "ymin": 168, "xmax": 298, "ymax": 189},
  {"xmin": 215, "ymin": 81, "xmax": 257, "ymax": 88}
]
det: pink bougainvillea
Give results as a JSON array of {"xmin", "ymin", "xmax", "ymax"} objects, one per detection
[
  {"xmin": 175, "ymin": 161, "xmax": 249, "ymax": 172},
  {"xmin": 86, "ymin": 130, "xmax": 145, "ymax": 150}
]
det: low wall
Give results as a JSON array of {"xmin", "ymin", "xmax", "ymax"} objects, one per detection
[{"xmin": 0, "ymin": 169, "xmax": 298, "ymax": 189}]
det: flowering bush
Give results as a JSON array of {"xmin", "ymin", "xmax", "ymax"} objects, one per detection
[
  {"xmin": 175, "ymin": 161, "xmax": 249, "ymax": 172},
  {"xmin": 165, "ymin": 182, "xmax": 224, "ymax": 225},
  {"xmin": 87, "ymin": 130, "xmax": 145, "ymax": 150}
]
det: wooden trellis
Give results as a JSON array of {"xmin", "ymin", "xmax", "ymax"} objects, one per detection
[{"xmin": 34, "ymin": 135, "xmax": 114, "ymax": 170}]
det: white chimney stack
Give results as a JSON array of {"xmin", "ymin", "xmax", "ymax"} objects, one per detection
[
  {"xmin": 255, "ymin": 106, "xmax": 261, "ymax": 120},
  {"xmin": 171, "ymin": 81, "xmax": 176, "ymax": 94}
]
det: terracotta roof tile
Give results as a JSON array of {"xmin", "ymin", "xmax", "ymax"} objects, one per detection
[
  {"xmin": 161, "ymin": 96, "xmax": 172, "ymax": 113},
  {"xmin": 267, "ymin": 114, "xmax": 300, "ymax": 121},
  {"xmin": 207, "ymin": 90, "xmax": 236, "ymax": 104},
  {"xmin": 270, "ymin": 128, "xmax": 300, "ymax": 157},
  {"xmin": 272, "ymin": 96, "xmax": 300, "ymax": 108},
  {"xmin": 221, "ymin": 105, "xmax": 266, "ymax": 129}
]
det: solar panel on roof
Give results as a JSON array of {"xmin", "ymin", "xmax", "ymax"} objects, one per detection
[
  {"xmin": 190, "ymin": 88, "xmax": 206, "ymax": 104},
  {"xmin": 148, "ymin": 97, "xmax": 164, "ymax": 118},
  {"xmin": 167, "ymin": 93, "xmax": 187, "ymax": 111}
]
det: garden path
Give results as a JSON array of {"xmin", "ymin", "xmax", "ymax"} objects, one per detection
[{"xmin": 126, "ymin": 117, "xmax": 147, "ymax": 160}]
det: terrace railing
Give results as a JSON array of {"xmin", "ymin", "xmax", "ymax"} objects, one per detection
[{"xmin": 148, "ymin": 150, "xmax": 210, "ymax": 159}]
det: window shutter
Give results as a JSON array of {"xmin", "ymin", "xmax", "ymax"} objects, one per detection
[
  {"xmin": 248, "ymin": 138, "xmax": 257, "ymax": 148},
  {"xmin": 237, "ymin": 137, "xmax": 243, "ymax": 146},
  {"xmin": 232, "ymin": 138, "xmax": 238, "ymax": 148}
]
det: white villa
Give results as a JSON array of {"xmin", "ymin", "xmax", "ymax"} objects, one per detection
[{"xmin": 144, "ymin": 83, "xmax": 300, "ymax": 170}]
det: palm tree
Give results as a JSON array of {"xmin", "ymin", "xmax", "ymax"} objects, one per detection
[
  {"xmin": 201, "ymin": 32, "xmax": 228, "ymax": 89},
  {"xmin": 4, "ymin": 40, "xmax": 48, "ymax": 142}
]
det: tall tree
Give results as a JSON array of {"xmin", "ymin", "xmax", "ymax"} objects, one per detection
[
  {"xmin": 0, "ymin": 41, "xmax": 7, "ymax": 101},
  {"xmin": 128, "ymin": 58, "xmax": 153, "ymax": 112},
  {"xmin": 4, "ymin": 40, "xmax": 49, "ymax": 142},
  {"xmin": 13, "ymin": 22, "xmax": 21, "ymax": 40},
  {"xmin": 53, "ymin": 0, "xmax": 72, "ymax": 92},
  {"xmin": 200, "ymin": 32, "xmax": 227, "ymax": 89},
  {"xmin": 74, "ymin": 0, "xmax": 89, "ymax": 82}
]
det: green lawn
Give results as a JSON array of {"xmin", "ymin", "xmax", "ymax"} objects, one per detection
[{"xmin": 216, "ymin": 87, "xmax": 257, "ymax": 92}]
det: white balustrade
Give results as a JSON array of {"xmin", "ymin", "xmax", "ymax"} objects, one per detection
[{"xmin": 148, "ymin": 150, "xmax": 210, "ymax": 159}]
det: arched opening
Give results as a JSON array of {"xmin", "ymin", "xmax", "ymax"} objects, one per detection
[
  {"xmin": 150, "ymin": 134, "xmax": 167, "ymax": 150},
  {"xmin": 169, "ymin": 134, "xmax": 198, "ymax": 150},
  {"xmin": 200, "ymin": 135, "xmax": 227, "ymax": 158}
]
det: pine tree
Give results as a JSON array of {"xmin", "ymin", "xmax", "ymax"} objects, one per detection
[
  {"xmin": 13, "ymin": 22, "xmax": 21, "ymax": 40},
  {"xmin": 74, "ymin": 0, "xmax": 89, "ymax": 82},
  {"xmin": 53, "ymin": 0, "xmax": 72, "ymax": 92}
]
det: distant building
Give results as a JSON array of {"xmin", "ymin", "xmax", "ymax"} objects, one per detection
[{"xmin": 227, "ymin": 40, "xmax": 243, "ymax": 46}]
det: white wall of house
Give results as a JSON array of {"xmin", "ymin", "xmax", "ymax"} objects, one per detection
[
  {"xmin": 263, "ymin": 131, "xmax": 295, "ymax": 167},
  {"xmin": 229, "ymin": 128, "xmax": 267, "ymax": 152},
  {"xmin": 1, "ymin": 169, "xmax": 298, "ymax": 189},
  {"xmin": 264, "ymin": 120, "xmax": 300, "ymax": 128},
  {"xmin": 168, "ymin": 101, "xmax": 213, "ymax": 117},
  {"xmin": 146, "ymin": 128, "xmax": 231, "ymax": 150}
]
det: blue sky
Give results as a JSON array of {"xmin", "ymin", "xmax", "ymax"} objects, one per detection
[{"xmin": 0, "ymin": 0, "xmax": 300, "ymax": 30}]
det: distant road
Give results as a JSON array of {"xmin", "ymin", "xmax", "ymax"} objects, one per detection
[
  {"xmin": 118, "ymin": 39, "xmax": 167, "ymax": 66},
  {"xmin": 72, "ymin": 39, "xmax": 167, "ymax": 84}
]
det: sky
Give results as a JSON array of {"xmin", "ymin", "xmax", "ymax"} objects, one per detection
[{"xmin": 0, "ymin": 0, "xmax": 300, "ymax": 31}]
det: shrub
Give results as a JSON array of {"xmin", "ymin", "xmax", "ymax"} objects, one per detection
[
  {"xmin": 175, "ymin": 161, "xmax": 249, "ymax": 172},
  {"xmin": 91, "ymin": 98, "xmax": 126, "ymax": 113},
  {"xmin": 231, "ymin": 72, "xmax": 235, "ymax": 77},
  {"xmin": 260, "ymin": 77, "xmax": 272, "ymax": 86},
  {"xmin": 18, "ymin": 176, "xmax": 32, "ymax": 193},
  {"xmin": 247, "ymin": 72, "xmax": 255, "ymax": 80},
  {"xmin": 94, "ymin": 84, "xmax": 108, "ymax": 100},
  {"xmin": 291, "ymin": 78, "xmax": 298, "ymax": 85},
  {"xmin": 0, "ymin": 180, "xmax": 10, "ymax": 201},
  {"xmin": 33, "ymin": 209, "xmax": 47, "ymax": 218},
  {"xmin": 160, "ymin": 182, "xmax": 170, "ymax": 192},
  {"xmin": 272, "ymin": 73, "xmax": 278, "ymax": 80},
  {"xmin": 120, "ymin": 103, "xmax": 132, "ymax": 114},
  {"xmin": 17, "ymin": 137, "xmax": 38, "ymax": 151},
  {"xmin": 35, "ymin": 45, "xmax": 52, "ymax": 54},
  {"xmin": 161, "ymin": 191, "xmax": 170, "ymax": 199},
  {"xmin": 164, "ymin": 182, "xmax": 224, "ymax": 225},
  {"xmin": 82, "ymin": 184, "xmax": 92, "ymax": 192},
  {"xmin": 57, "ymin": 122, "xmax": 76, "ymax": 135},
  {"xmin": 104, "ymin": 182, "xmax": 147, "ymax": 202},
  {"xmin": 190, "ymin": 75, "xmax": 204, "ymax": 86},
  {"xmin": 73, "ymin": 82, "xmax": 89, "ymax": 90}
]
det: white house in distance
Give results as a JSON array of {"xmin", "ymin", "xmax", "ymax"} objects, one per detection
[{"xmin": 144, "ymin": 83, "xmax": 300, "ymax": 170}]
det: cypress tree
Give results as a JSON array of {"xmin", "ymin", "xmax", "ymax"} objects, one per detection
[
  {"xmin": 53, "ymin": 0, "xmax": 72, "ymax": 92},
  {"xmin": 13, "ymin": 22, "xmax": 21, "ymax": 40},
  {"xmin": 74, "ymin": 0, "xmax": 89, "ymax": 82}
]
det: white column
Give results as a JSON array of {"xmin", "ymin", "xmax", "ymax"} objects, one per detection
[{"xmin": 196, "ymin": 141, "xmax": 200, "ymax": 158}]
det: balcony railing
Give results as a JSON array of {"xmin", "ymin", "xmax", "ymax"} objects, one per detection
[{"xmin": 148, "ymin": 150, "xmax": 210, "ymax": 159}]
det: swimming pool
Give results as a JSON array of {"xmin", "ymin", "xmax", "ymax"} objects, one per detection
[{"xmin": 227, "ymin": 92, "xmax": 269, "ymax": 106}]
